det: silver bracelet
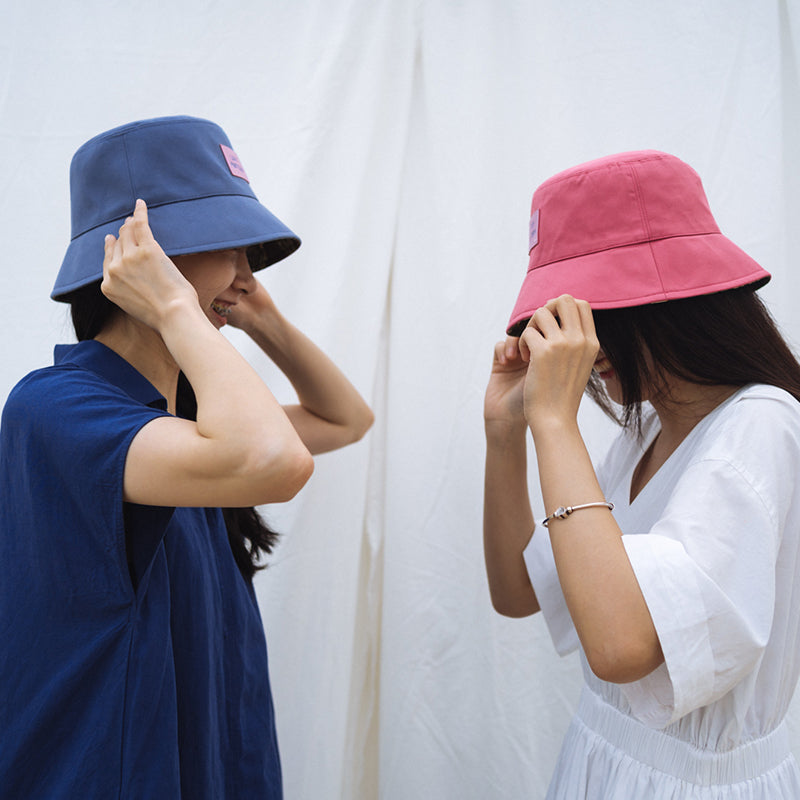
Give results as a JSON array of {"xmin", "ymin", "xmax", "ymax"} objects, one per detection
[{"xmin": 542, "ymin": 500, "xmax": 615, "ymax": 527}]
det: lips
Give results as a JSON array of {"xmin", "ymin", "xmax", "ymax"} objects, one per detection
[{"xmin": 593, "ymin": 357, "xmax": 614, "ymax": 378}]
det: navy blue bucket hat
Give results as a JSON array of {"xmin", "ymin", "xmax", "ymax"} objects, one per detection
[{"xmin": 52, "ymin": 115, "xmax": 301, "ymax": 300}]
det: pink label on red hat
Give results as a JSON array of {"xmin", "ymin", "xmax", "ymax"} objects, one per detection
[
  {"xmin": 220, "ymin": 144, "xmax": 250, "ymax": 182},
  {"xmin": 529, "ymin": 209, "xmax": 540, "ymax": 251}
]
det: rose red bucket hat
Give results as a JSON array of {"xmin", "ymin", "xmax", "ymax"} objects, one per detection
[
  {"xmin": 52, "ymin": 115, "xmax": 301, "ymax": 301},
  {"xmin": 507, "ymin": 150, "xmax": 770, "ymax": 335}
]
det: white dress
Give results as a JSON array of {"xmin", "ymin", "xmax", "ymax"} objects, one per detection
[{"xmin": 524, "ymin": 384, "xmax": 800, "ymax": 799}]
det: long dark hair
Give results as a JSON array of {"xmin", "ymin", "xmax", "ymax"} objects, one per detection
[
  {"xmin": 68, "ymin": 281, "xmax": 278, "ymax": 580},
  {"xmin": 585, "ymin": 286, "xmax": 800, "ymax": 433}
]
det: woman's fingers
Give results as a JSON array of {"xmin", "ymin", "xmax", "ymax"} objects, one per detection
[
  {"xmin": 504, "ymin": 335, "xmax": 520, "ymax": 362},
  {"xmin": 546, "ymin": 295, "xmax": 583, "ymax": 335},
  {"xmin": 117, "ymin": 213, "xmax": 137, "ymax": 250},
  {"xmin": 520, "ymin": 295, "xmax": 599, "ymax": 377},
  {"xmin": 131, "ymin": 199, "xmax": 155, "ymax": 245},
  {"xmin": 491, "ymin": 337, "xmax": 528, "ymax": 371},
  {"xmin": 103, "ymin": 233, "xmax": 115, "ymax": 262},
  {"xmin": 518, "ymin": 325, "xmax": 542, "ymax": 363},
  {"xmin": 528, "ymin": 296, "xmax": 598, "ymax": 349},
  {"xmin": 528, "ymin": 305, "xmax": 560, "ymax": 338},
  {"xmin": 113, "ymin": 199, "xmax": 153, "ymax": 253},
  {"xmin": 494, "ymin": 335, "xmax": 525, "ymax": 366},
  {"xmin": 100, "ymin": 234, "xmax": 117, "ymax": 298},
  {"xmin": 575, "ymin": 298, "xmax": 599, "ymax": 346},
  {"xmin": 493, "ymin": 339, "xmax": 509, "ymax": 366}
]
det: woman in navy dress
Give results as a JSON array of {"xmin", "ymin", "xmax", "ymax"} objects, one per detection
[{"xmin": 0, "ymin": 116, "xmax": 373, "ymax": 799}]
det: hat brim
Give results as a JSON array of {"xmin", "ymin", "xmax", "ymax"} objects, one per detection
[
  {"xmin": 52, "ymin": 194, "xmax": 300, "ymax": 301},
  {"xmin": 506, "ymin": 232, "xmax": 771, "ymax": 335}
]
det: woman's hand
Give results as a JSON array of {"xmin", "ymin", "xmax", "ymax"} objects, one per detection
[
  {"xmin": 225, "ymin": 279, "xmax": 277, "ymax": 334},
  {"xmin": 519, "ymin": 294, "xmax": 599, "ymax": 432},
  {"xmin": 484, "ymin": 336, "xmax": 528, "ymax": 433},
  {"xmin": 102, "ymin": 199, "xmax": 198, "ymax": 331}
]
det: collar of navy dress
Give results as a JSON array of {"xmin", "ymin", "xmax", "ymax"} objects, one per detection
[{"xmin": 55, "ymin": 339, "xmax": 168, "ymax": 410}]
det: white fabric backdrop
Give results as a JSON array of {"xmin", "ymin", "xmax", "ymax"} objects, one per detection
[{"xmin": 2, "ymin": 1, "xmax": 800, "ymax": 797}]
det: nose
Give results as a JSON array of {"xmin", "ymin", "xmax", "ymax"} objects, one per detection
[{"xmin": 233, "ymin": 250, "xmax": 257, "ymax": 294}]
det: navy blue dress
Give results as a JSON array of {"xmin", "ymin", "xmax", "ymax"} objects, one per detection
[{"xmin": 0, "ymin": 340, "xmax": 282, "ymax": 799}]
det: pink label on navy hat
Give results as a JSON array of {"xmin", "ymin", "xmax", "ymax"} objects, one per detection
[
  {"xmin": 220, "ymin": 144, "xmax": 250, "ymax": 182},
  {"xmin": 529, "ymin": 208, "xmax": 540, "ymax": 251}
]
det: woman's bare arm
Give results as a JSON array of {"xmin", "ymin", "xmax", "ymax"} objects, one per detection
[
  {"xmin": 521, "ymin": 295, "xmax": 663, "ymax": 683},
  {"xmin": 483, "ymin": 338, "xmax": 540, "ymax": 616},
  {"xmin": 103, "ymin": 201, "xmax": 314, "ymax": 508},
  {"xmin": 227, "ymin": 282, "xmax": 374, "ymax": 455}
]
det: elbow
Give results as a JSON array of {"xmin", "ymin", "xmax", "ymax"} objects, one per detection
[
  {"xmin": 273, "ymin": 445, "xmax": 315, "ymax": 501},
  {"xmin": 584, "ymin": 636, "xmax": 663, "ymax": 684},
  {"xmin": 354, "ymin": 406, "xmax": 375, "ymax": 441},
  {"xmin": 245, "ymin": 436, "xmax": 315, "ymax": 504},
  {"xmin": 488, "ymin": 585, "xmax": 539, "ymax": 618},
  {"xmin": 491, "ymin": 598, "xmax": 536, "ymax": 619},
  {"xmin": 344, "ymin": 405, "xmax": 375, "ymax": 445}
]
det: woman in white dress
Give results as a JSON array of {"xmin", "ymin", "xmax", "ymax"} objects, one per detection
[{"xmin": 483, "ymin": 150, "xmax": 800, "ymax": 798}]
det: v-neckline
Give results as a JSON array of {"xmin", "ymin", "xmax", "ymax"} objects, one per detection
[
  {"xmin": 629, "ymin": 432, "xmax": 660, "ymax": 504},
  {"xmin": 626, "ymin": 386, "xmax": 748, "ymax": 506}
]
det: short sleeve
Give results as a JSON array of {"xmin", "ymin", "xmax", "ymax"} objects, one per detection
[
  {"xmin": 9, "ymin": 366, "xmax": 169, "ymax": 502},
  {"xmin": 2, "ymin": 366, "xmax": 171, "ymax": 596},
  {"xmin": 620, "ymin": 458, "xmax": 779, "ymax": 727}
]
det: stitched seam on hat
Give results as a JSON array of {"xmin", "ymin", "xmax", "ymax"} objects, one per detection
[
  {"xmin": 71, "ymin": 193, "xmax": 259, "ymax": 239},
  {"xmin": 630, "ymin": 161, "xmax": 668, "ymax": 297},
  {"xmin": 527, "ymin": 230, "xmax": 721, "ymax": 272},
  {"xmin": 121, "ymin": 134, "xmax": 137, "ymax": 207}
]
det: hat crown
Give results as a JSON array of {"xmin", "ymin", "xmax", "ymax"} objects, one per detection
[
  {"xmin": 69, "ymin": 116, "xmax": 257, "ymax": 239},
  {"xmin": 529, "ymin": 151, "xmax": 719, "ymax": 271}
]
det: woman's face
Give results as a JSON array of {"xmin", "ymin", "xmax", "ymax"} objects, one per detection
[
  {"xmin": 171, "ymin": 248, "xmax": 256, "ymax": 328},
  {"xmin": 593, "ymin": 346, "xmax": 656, "ymax": 407}
]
